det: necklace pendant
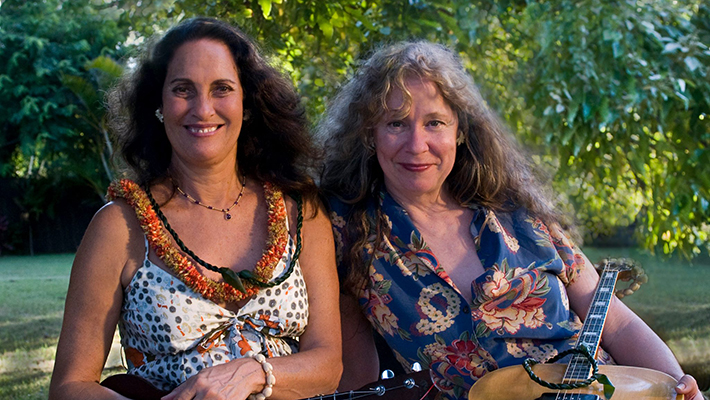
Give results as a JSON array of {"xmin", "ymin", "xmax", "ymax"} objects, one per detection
[{"xmin": 225, "ymin": 212, "xmax": 232, "ymax": 220}]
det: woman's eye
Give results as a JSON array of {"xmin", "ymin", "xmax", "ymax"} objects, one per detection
[
  {"xmin": 388, "ymin": 121, "xmax": 405, "ymax": 129},
  {"xmin": 215, "ymin": 85, "xmax": 232, "ymax": 93},
  {"xmin": 172, "ymin": 86, "xmax": 191, "ymax": 96},
  {"xmin": 429, "ymin": 120, "xmax": 444, "ymax": 127}
]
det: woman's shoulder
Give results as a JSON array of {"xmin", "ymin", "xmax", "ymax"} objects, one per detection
[
  {"xmin": 86, "ymin": 197, "xmax": 142, "ymax": 247},
  {"xmin": 487, "ymin": 203, "xmax": 541, "ymax": 228},
  {"xmin": 323, "ymin": 194, "xmax": 361, "ymax": 219},
  {"xmin": 61, "ymin": 191, "xmax": 147, "ymax": 325},
  {"xmin": 282, "ymin": 191, "xmax": 326, "ymax": 225},
  {"xmin": 81, "ymin": 179, "xmax": 148, "ymax": 252},
  {"xmin": 71, "ymin": 194, "xmax": 145, "ymax": 286}
]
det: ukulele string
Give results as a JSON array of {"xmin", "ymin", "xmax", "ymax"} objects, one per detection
[
  {"xmin": 337, "ymin": 392, "xmax": 379, "ymax": 400},
  {"xmin": 556, "ymin": 320, "xmax": 597, "ymax": 398},
  {"xmin": 313, "ymin": 391, "xmax": 376, "ymax": 400},
  {"xmin": 554, "ymin": 265, "xmax": 618, "ymax": 400},
  {"xmin": 321, "ymin": 380, "xmax": 427, "ymax": 400},
  {"xmin": 418, "ymin": 383, "xmax": 436, "ymax": 400}
]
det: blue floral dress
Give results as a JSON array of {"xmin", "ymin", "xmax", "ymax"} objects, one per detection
[{"xmin": 330, "ymin": 191, "xmax": 606, "ymax": 399}]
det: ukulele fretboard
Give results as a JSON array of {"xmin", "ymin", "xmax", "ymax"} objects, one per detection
[{"xmin": 562, "ymin": 264, "xmax": 622, "ymax": 383}]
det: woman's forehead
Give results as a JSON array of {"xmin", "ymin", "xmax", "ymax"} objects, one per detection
[{"xmin": 382, "ymin": 76, "xmax": 443, "ymax": 114}]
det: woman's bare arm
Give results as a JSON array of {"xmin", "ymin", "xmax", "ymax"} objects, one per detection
[
  {"xmin": 567, "ymin": 254, "xmax": 702, "ymax": 400},
  {"xmin": 49, "ymin": 201, "xmax": 142, "ymax": 400},
  {"xmin": 337, "ymin": 293, "xmax": 379, "ymax": 391}
]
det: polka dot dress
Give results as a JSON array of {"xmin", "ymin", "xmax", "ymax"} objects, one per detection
[{"xmin": 118, "ymin": 226, "xmax": 308, "ymax": 391}]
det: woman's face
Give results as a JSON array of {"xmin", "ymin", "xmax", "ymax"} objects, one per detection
[
  {"xmin": 374, "ymin": 76, "xmax": 459, "ymax": 202},
  {"xmin": 161, "ymin": 39, "xmax": 244, "ymax": 169}
]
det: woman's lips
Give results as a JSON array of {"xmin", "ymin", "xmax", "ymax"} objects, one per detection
[
  {"xmin": 400, "ymin": 163, "xmax": 432, "ymax": 172},
  {"xmin": 185, "ymin": 124, "xmax": 222, "ymax": 137}
]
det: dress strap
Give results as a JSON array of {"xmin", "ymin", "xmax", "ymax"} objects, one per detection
[
  {"xmin": 284, "ymin": 198, "xmax": 291, "ymax": 231},
  {"xmin": 143, "ymin": 235, "xmax": 150, "ymax": 259}
]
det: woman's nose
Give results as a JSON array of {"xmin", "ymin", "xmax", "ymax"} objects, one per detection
[
  {"xmin": 406, "ymin": 125, "xmax": 429, "ymax": 153},
  {"xmin": 192, "ymin": 93, "xmax": 215, "ymax": 119}
]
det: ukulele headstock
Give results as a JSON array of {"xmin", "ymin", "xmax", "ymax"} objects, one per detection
[
  {"xmin": 594, "ymin": 257, "xmax": 648, "ymax": 299},
  {"xmin": 596, "ymin": 258, "xmax": 633, "ymax": 273}
]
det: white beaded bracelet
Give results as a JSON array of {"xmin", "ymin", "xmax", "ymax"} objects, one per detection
[{"xmin": 245, "ymin": 350, "xmax": 276, "ymax": 400}]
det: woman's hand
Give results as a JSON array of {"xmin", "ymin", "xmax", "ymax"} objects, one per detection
[
  {"xmin": 162, "ymin": 198, "xmax": 343, "ymax": 400},
  {"xmin": 676, "ymin": 374, "xmax": 704, "ymax": 400},
  {"xmin": 161, "ymin": 358, "xmax": 264, "ymax": 400}
]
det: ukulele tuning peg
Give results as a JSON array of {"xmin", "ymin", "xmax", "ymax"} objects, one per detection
[
  {"xmin": 381, "ymin": 369, "xmax": 395, "ymax": 380},
  {"xmin": 404, "ymin": 378, "xmax": 416, "ymax": 389}
]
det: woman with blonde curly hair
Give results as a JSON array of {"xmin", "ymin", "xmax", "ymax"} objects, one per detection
[{"xmin": 320, "ymin": 40, "xmax": 699, "ymax": 399}]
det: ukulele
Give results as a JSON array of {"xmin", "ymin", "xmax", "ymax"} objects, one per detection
[
  {"xmin": 468, "ymin": 259, "xmax": 682, "ymax": 400},
  {"xmin": 101, "ymin": 369, "xmax": 438, "ymax": 400}
]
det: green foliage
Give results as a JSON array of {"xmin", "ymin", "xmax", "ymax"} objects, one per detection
[
  {"xmin": 0, "ymin": 0, "xmax": 130, "ymax": 205},
  {"xmin": 150, "ymin": 0, "xmax": 706, "ymax": 258},
  {"xmin": 519, "ymin": 1, "xmax": 710, "ymax": 257},
  {"xmin": 1, "ymin": 0, "xmax": 708, "ymax": 259},
  {"xmin": 117, "ymin": 0, "xmax": 504, "ymax": 118},
  {"xmin": 61, "ymin": 55, "xmax": 125, "ymax": 196}
]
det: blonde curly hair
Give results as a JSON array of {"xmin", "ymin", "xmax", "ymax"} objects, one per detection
[{"xmin": 319, "ymin": 41, "xmax": 570, "ymax": 293}]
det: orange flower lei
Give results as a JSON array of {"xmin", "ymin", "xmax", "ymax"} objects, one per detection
[{"xmin": 107, "ymin": 179, "xmax": 288, "ymax": 304}]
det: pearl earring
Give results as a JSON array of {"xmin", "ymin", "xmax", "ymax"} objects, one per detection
[{"xmin": 155, "ymin": 109, "xmax": 164, "ymax": 123}]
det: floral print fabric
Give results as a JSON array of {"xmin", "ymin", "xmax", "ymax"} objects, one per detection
[
  {"xmin": 330, "ymin": 191, "xmax": 594, "ymax": 399},
  {"xmin": 118, "ymin": 233, "xmax": 308, "ymax": 391}
]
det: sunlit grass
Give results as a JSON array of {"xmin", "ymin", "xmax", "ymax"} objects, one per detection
[
  {"xmin": 583, "ymin": 247, "xmax": 710, "ymax": 342},
  {"xmin": 0, "ymin": 254, "xmax": 73, "ymax": 355},
  {"xmin": 0, "ymin": 369, "xmax": 52, "ymax": 400},
  {"xmin": 584, "ymin": 247, "xmax": 710, "ymax": 392},
  {"xmin": 0, "ymin": 250, "xmax": 708, "ymax": 399},
  {"xmin": 0, "ymin": 254, "xmax": 73, "ymax": 400}
]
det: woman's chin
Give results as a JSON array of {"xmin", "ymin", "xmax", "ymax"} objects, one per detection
[
  {"xmin": 173, "ymin": 149, "xmax": 235, "ymax": 168},
  {"xmin": 387, "ymin": 182, "xmax": 447, "ymax": 201}
]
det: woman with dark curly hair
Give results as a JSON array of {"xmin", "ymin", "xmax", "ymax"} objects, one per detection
[
  {"xmin": 50, "ymin": 17, "xmax": 341, "ymax": 400},
  {"xmin": 320, "ymin": 40, "xmax": 700, "ymax": 400}
]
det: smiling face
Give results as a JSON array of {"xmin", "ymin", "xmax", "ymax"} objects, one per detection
[
  {"xmin": 374, "ymin": 76, "xmax": 459, "ymax": 203},
  {"xmin": 161, "ymin": 38, "xmax": 244, "ymax": 169}
]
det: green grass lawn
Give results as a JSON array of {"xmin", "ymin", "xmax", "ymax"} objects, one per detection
[
  {"xmin": 0, "ymin": 254, "xmax": 74, "ymax": 400},
  {"xmin": 0, "ymin": 249, "xmax": 708, "ymax": 399},
  {"xmin": 583, "ymin": 247, "xmax": 710, "ymax": 394}
]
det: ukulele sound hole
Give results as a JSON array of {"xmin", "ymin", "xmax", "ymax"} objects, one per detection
[{"xmin": 537, "ymin": 394, "xmax": 601, "ymax": 400}]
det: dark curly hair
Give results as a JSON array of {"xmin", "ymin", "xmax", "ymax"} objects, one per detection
[
  {"xmin": 108, "ymin": 17, "xmax": 319, "ymax": 203},
  {"xmin": 319, "ymin": 41, "xmax": 573, "ymax": 293}
]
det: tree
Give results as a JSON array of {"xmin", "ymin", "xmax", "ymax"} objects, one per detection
[
  {"xmin": 518, "ymin": 1, "xmax": 710, "ymax": 257},
  {"xmin": 0, "ymin": 0, "xmax": 133, "ymax": 253},
  {"xmin": 0, "ymin": 0, "xmax": 131, "ymax": 200},
  {"xmin": 115, "ymin": 0, "xmax": 708, "ymax": 257},
  {"xmin": 61, "ymin": 55, "xmax": 125, "ymax": 196},
  {"xmin": 2, "ymin": 0, "xmax": 707, "ymax": 258}
]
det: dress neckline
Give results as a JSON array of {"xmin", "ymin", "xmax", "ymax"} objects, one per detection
[{"xmin": 125, "ymin": 234, "xmax": 296, "ymax": 315}]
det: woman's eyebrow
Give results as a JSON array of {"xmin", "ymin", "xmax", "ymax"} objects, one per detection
[
  {"xmin": 168, "ymin": 78, "xmax": 193, "ymax": 85},
  {"xmin": 212, "ymin": 79, "xmax": 238, "ymax": 85}
]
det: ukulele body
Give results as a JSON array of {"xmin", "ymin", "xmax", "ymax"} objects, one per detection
[{"xmin": 468, "ymin": 364, "xmax": 682, "ymax": 400}]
